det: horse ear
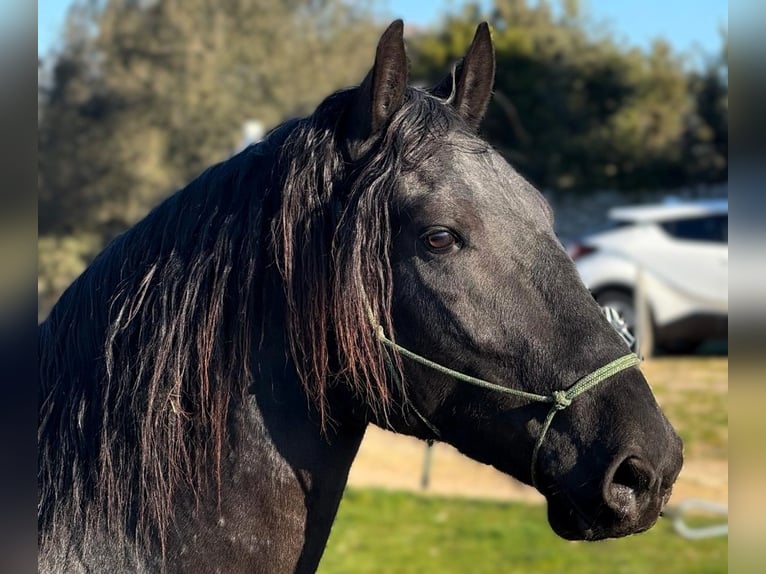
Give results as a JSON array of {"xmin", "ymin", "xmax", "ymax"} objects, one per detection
[
  {"xmin": 429, "ymin": 65, "xmax": 456, "ymax": 100},
  {"xmin": 430, "ymin": 23, "xmax": 495, "ymax": 131},
  {"xmin": 346, "ymin": 20, "xmax": 408, "ymax": 158}
]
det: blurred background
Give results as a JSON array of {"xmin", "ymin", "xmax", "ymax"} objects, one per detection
[{"xmin": 37, "ymin": 1, "xmax": 728, "ymax": 572}]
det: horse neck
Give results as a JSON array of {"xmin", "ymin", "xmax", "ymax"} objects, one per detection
[
  {"xmin": 41, "ymin": 372, "xmax": 367, "ymax": 574},
  {"xmin": 165, "ymin": 344, "xmax": 368, "ymax": 573}
]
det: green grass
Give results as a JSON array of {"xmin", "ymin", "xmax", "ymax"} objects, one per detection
[
  {"xmin": 646, "ymin": 358, "xmax": 728, "ymax": 459},
  {"xmin": 319, "ymin": 489, "xmax": 727, "ymax": 574},
  {"xmin": 658, "ymin": 387, "xmax": 728, "ymax": 458}
]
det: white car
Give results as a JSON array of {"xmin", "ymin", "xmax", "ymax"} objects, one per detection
[{"xmin": 569, "ymin": 198, "xmax": 728, "ymax": 353}]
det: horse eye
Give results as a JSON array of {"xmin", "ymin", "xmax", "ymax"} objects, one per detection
[{"xmin": 423, "ymin": 229, "xmax": 459, "ymax": 253}]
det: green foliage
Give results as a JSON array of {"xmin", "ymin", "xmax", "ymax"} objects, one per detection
[
  {"xmin": 682, "ymin": 32, "xmax": 728, "ymax": 184},
  {"xmin": 38, "ymin": 234, "xmax": 103, "ymax": 319},
  {"xmin": 319, "ymin": 489, "xmax": 727, "ymax": 573},
  {"xmin": 410, "ymin": 0, "xmax": 728, "ymax": 192},
  {"xmin": 38, "ymin": 0, "xmax": 382, "ymax": 238},
  {"xmin": 38, "ymin": 0, "xmax": 386, "ymax": 315}
]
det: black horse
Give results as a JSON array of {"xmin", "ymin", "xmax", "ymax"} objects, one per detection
[{"xmin": 39, "ymin": 21, "xmax": 683, "ymax": 573}]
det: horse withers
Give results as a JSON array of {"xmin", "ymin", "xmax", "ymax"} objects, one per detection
[{"xmin": 39, "ymin": 20, "xmax": 683, "ymax": 573}]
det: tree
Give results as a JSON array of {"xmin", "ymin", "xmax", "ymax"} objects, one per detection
[
  {"xmin": 38, "ymin": 0, "xmax": 384, "ymax": 316},
  {"xmin": 39, "ymin": 0, "xmax": 382, "ymax": 238},
  {"xmin": 682, "ymin": 31, "xmax": 728, "ymax": 185},
  {"xmin": 409, "ymin": 0, "xmax": 721, "ymax": 193}
]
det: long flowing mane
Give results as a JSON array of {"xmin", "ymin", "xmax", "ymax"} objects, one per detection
[{"xmin": 38, "ymin": 86, "xmax": 470, "ymax": 551}]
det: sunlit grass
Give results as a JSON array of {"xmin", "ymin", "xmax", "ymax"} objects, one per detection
[
  {"xmin": 319, "ymin": 489, "xmax": 727, "ymax": 574},
  {"xmin": 644, "ymin": 357, "xmax": 728, "ymax": 458}
]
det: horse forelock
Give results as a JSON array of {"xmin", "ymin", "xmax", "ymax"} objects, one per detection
[{"xmin": 277, "ymin": 86, "xmax": 472, "ymax": 429}]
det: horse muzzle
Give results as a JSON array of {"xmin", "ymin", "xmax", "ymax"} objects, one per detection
[{"xmin": 545, "ymin": 438, "xmax": 684, "ymax": 540}]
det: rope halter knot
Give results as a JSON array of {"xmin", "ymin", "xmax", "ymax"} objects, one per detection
[{"xmin": 551, "ymin": 390, "xmax": 572, "ymax": 411}]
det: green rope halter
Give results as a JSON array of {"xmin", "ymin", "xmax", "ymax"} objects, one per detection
[{"xmin": 372, "ymin": 323, "xmax": 640, "ymax": 487}]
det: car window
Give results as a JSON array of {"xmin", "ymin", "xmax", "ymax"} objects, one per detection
[
  {"xmin": 591, "ymin": 220, "xmax": 633, "ymax": 234},
  {"xmin": 660, "ymin": 214, "xmax": 728, "ymax": 243}
]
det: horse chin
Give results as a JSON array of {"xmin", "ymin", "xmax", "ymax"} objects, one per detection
[{"xmin": 544, "ymin": 495, "xmax": 661, "ymax": 541}]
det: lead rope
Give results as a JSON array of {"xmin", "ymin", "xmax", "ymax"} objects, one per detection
[{"xmin": 369, "ymin": 311, "xmax": 640, "ymax": 487}]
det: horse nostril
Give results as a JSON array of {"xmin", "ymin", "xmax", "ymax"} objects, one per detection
[
  {"xmin": 604, "ymin": 455, "xmax": 657, "ymax": 520},
  {"xmin": 614, "ymin": 456, "xmax": 650, "ymax": 492}
]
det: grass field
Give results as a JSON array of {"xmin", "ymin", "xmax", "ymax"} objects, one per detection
[
  {"xmin": 642, "ymin": 357, "xmax": 728, "ymax": 459},
  {"xmin": 319, "ymin": 489, "xmax": 727, "ymax": 574}
]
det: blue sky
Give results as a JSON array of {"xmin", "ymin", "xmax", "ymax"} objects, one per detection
[{"xmin": 39, "ymin": 0, "xmax": 727, "ymax": 61}]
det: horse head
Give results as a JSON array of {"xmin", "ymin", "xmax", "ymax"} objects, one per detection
[{"xmin": 297, "ymin": 20, "xmax": 684, "ymax": 541}]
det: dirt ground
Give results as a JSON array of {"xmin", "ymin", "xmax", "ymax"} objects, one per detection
[
  {"xmin": 347, "ymin": 358, "xmax": 728, "ymax": 506},
  {"xmin": 348, "ymin": 428, "xmax": 727, "ymax": 505}
]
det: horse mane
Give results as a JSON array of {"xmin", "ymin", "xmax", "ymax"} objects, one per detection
[
  {"xmin": 277, "ymin": 87, "xmax": 473, "ymax": 428},
  {"xmin": 38, "ymin": 85, "xmax": 470, "ymax": 552}
]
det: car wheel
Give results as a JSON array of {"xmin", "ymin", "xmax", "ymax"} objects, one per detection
[
  {"xmin": 595, "ymin": 289, "xmax": 654, "ymax": 355},
  {"xmin": 595, "ymin": 289, "xmax": 636, "ymax": 332}
]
